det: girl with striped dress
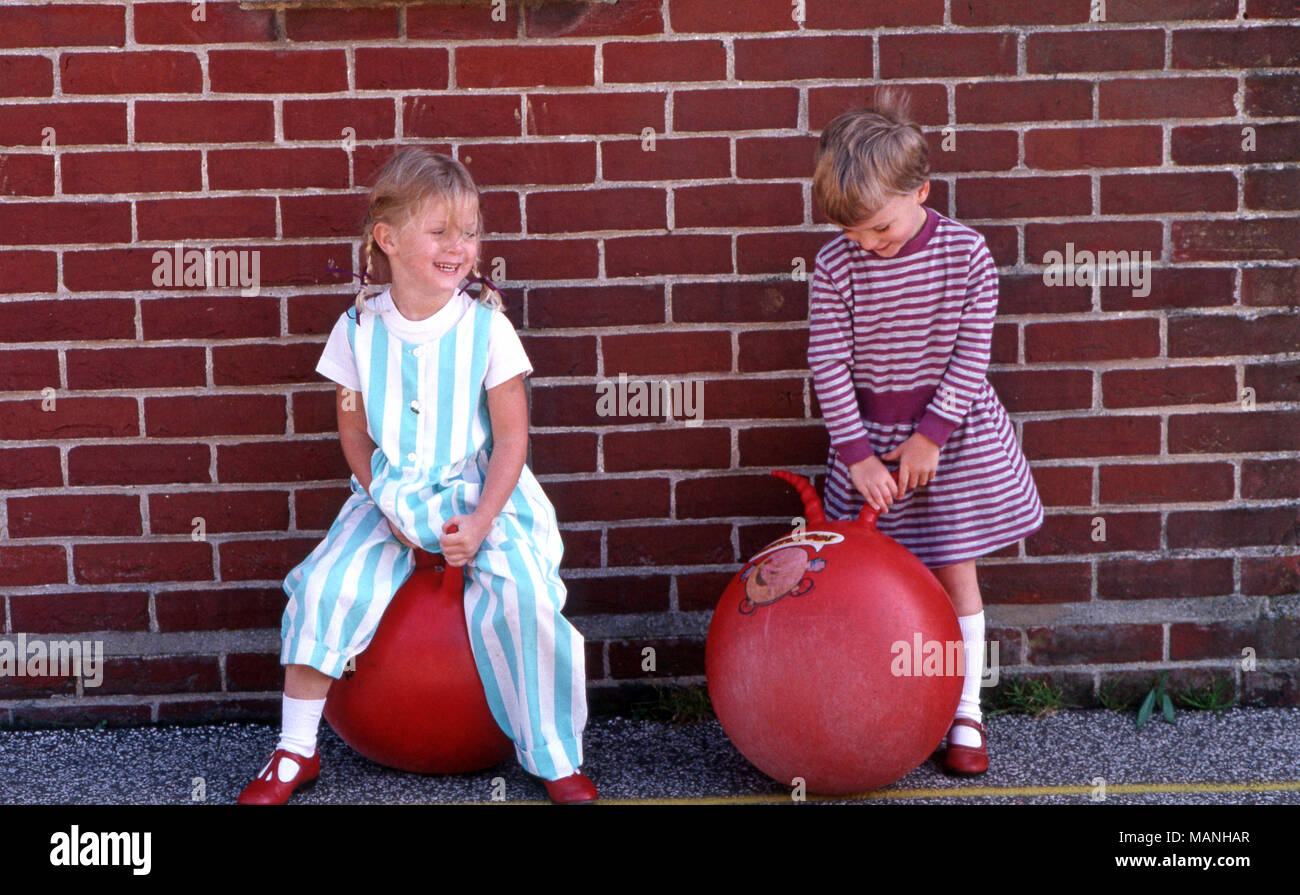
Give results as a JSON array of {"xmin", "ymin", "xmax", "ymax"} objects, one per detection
[
  {"xmin": 808, "ymin": 89, "xmax": 1045, "ymax": 775},
  {"xmin": 238, "ymin": 148, "xmax": 595, "ymax": 805}
]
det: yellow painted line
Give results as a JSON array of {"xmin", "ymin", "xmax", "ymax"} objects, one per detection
[{"xmin": 404, "ymin": 779, "xmax": 1300, "ymax": 806}]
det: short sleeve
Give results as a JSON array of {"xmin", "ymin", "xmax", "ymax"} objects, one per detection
[
  {"xmin": 484, "ymin": 311, "xmax": 533, "ymax": 389},
  {"xmin": 316, "ymin": 313, "xmax": 361, "ymax": 392}
]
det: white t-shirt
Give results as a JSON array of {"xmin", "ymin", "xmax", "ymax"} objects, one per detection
[{"xmin": 316, "ymin": 287, "xmax": 532, "ymax": 392}]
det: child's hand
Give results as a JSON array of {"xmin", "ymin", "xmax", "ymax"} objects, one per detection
[
  {"xmin": 848, "ymin": 455, "xmax": 899, "ymax": 513},
  {"xmin": 440, "ymin": 514, "xmax": 490, "ymax": 567},
  {"xmin": 880, "ymin": 432, "xmax": 940, "ymax": 498},
  {"xmin": 386, "ymin": 518, "xmax": 418, "ymax": 549}
]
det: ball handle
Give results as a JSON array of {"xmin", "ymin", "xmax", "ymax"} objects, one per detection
[{"xmin": 855, "ymin": 469, "xmax": 902, "ymax": 529}]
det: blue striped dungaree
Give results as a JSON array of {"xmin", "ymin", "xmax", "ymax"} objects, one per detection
[{"xmin": 281, "ymin": 297, "xmax": 586, "ymax": 780}]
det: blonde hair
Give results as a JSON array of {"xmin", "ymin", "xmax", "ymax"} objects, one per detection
[
  {"xmin": 814, "ymin": 86, "xmax": 930, "ymax": 227},
  {"xmin": 352, "ymin": 147, "xmax": 504, "ymax": 318}
]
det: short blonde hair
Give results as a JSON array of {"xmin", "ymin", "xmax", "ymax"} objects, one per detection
[
  {"xmin": 352, "ymin": 147, "xmax": 502, "ymax": 317},
  {"xmin": 814, "ymin": 87, "xmax": 930, "ymax": 227}
]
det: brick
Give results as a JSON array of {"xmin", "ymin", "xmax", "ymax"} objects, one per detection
[
  {"xmin": 809, "ymin": 83, "xmax": 948, "ymax": 130},
  {"xmin": 1170, "ymin": 312, "xmax": 1300, "ymax": 357},
  {"xmin": 527, "ymin": 284, "xmax": 663, "ymax": 328},
  {"xmin": 157, "ymin": 698, "xmax": 279, "ymax": 724},
  {"xmin": 527, "ymin": 187, "xmax": 665, "ymax": 233},
  {"xmin": 7, "ymin": 494, "xmax": 141, "ymax": 539},
  {"xmin": 735, "ymin": 35, "xmax": 872, "ymax": 80},
  {"xmin": 558, "ymin": 528, "xmax": 602, "ymax": 569},
  {"xmin": 1246, "ymin": 358, "xmax": 1300, "ymax": 404},
  {"xmin": 1242, "ymin": 554, "xmax": 1300, "ymax": 596},
  {"xmin": 605, "ymin": 235, "xmax": 732, "ymax": 277},
  {"xmin": 525, "ymin": 92, "xmax": 664, "ymax": 137},
  {"xmin": 1030, "ymin": 466, "xmax": 1092, "ymax": 508},
  {"xmin": 1099, "ymin": 266, "xmax": 1235, "ymax": 312},
  {"xmin": 1173, "ymin": 218, "xmax": 1300, "ymax": 262},
  {"xmin": 458, "ymin": 45, "xmax": 594, "ymax": 88},
  {"xmin": 145, "ymin": 395, "xmax": 287, "ymax": 438},
  {"xmin": 281, "ymin": 193, "xmax": 369, "ymax": 240},
  {"xmin": 1028, "ymin": 30, "xmax": 1165, "ymax": 73},
  {"xmin": 957, "ymin": 80, "xmax": 1093, "ymax": 123},
  {"xmin": 738, "ymin": 231, "xmax": 840, "ymax": 275},
  {"xmin": 735, "ymin": 135, "xmax": 819, "ymax": 180},
  {"xmin": 0, "ymin": 545, "xmax": 67, "ymax": 586},
  {"xmin": 1, "ymin": 102, "xmax": 127, "ymax": 146},
  {"xmin": 519, "ymin": 334, "xmax": 596, "ymax": 377},
  {"xmin": 292, "ymin": 485, "xmax": 350, "ymax": 530},
  {"xmin": 1172, "ymin": 25, "xmax": 1300, "ymax": 68},
  {"xmin": 1109, "ymin": 0, "xmax": 1236, "ymax": 20},
  {"xmin": 1025, "ymin": 126, "xmax": 1163, "ymax": 169},
  {"xmin": 1172, "ymin": 122, "xmax": 1299, "ymax": 166},
  {"xmin": 607, "ymin": 523, "xmax": 734, "ymax": 567},
  {"xmin": 1100, "ymin": 76, "xmax": 1238, "ymax": 119},
  {"xmin": 531, "ymin": 384, "xmax": 612, "ymax": 428},
  {"xmin": 354, "ymin": 47, "xmax": 449, "ymax": 90},
  {"xmin": 0, "ymin": 3, "xmax": 124, "ymax": 47},
  {"xmin": 882, "ymin": 32, "xmax": 1017, "ymax": 78},
  {"xmin": 1168, "ymin": 507, "xmax": 1298, "ymax": 549},
  {"xmin": 68, "ymin": 444, "xmax": 210, "ymax": 486},
  {"xmin": 209, "ymin": 148, "xmax": 348, "ymax": 190},
  {"xmin": 481, "ymin": 190, "xmax": 522, "ymax": 234},
  {"xmin": 563, "ymin": 574, "xmax": 670, "ymax": 615},
  {"xmin": 0, "ymin": 397, "xmax": 137, "ymax": 441},
  {"xmin": 548, "ymin": 478, "xmax": 672, "ymax": 522},
  {"xmin": 209, "ymin": 49, "xmax": 348, "ymax": 93},
  {"xmin": 135, "ymin": 100, "xmax": 274, "ymax": 144},
  {"xmin": 148, "ymin": 490, "xmax": 290, "ymax": 535},
  {"xmin": 0, "ymin": 201, "xmax": 130, "ymax": 246},
  {"xmin": 603, "ymin": 331, "xmax": 731, "ymax": 375},
  {"xmin": 285, "ymin": 5, "xmax": 397, "ymax": 40},
  {"xmin": 1027, "ymin": 512, "xmax": 1161, "ymax": 555},
  {"xmin": 989, "ymin": 368, "xmax": 1092, "ymax": 413},
  {"xmin": 1246, "ymin": 73, "xmax": 1300, "ymax": 117},
  {"xmin": 211, "ymin": 343, "xmax": 324, "ymax": 387},
  {"xmin": 737, "ymin": 425, "xmax": 828, "ymax": 468},
  {"xmin": 527, "ymin": 0, "xmax": 663, "ymax": 37},
  {"xmin": 155, "ymin": 587, "xmax": 283, "ymax": 631},
  {"xmin": 0, "ymin": 56, "xmax": 52, "ymax": 97},
  {"xmin": 1022, "ymin": 416, "xmax": 1161, "ymax": 460},
  {"xmin": 676, "ymin": 473, "xmax": 803, "ymax": 520},
  {"xmin": 603, "ymin": 427, "xmax": 731, "ymax": 472},
  {"xmin": 676, "ymin": 183, "xmax": 802, "ymax": 228},
  {"xmin": 143, "ymin": 296, "xmax": 279, "ymax": 341},
  {"xmin": 459, "ymin": 142, "xmax": 596, "ymax": 186},
  {"xmin": 0, "ymin": 251, "xmax": 56, "ymax": 293},
  {"xmin": 1025, "ymin": 319, "xmax": 1161, "ymax": 362},
  {"xmin": 609, "ymin": 638, "xmax": 704, "ymax": 679},
  {"xmin": 979, "ymin": 562, "xmax": 1089, "ymax": 604},
  {"xmin": 0, "ymin": 671, "xmax": 77, "ymax": 700},
  {"xmin": 1100, "ymin": 462, "xmax": 1234, "ymax": 504},
  {"xmin": 138, "ymin": 196, "xmax": 278, "ymax": 240},
  {"xmin": 217, "ymin": 440, "xmax": 349, "ymax": 483},
  {"xmin": 1027, "ymin": 624, "xmax": 1163, "ymax": 665},
  {"xmin": 603, "ymin": 39, "xmax": 725, "ymax": 83},
  {"xmin": 61, "ymin": 51, "xmax": 200, "ymax": 94},
  {"xmin": 673, "ymin": 280, "xmax": 808, "ymax": 323},
  {"xmin": 1168, "ymin": 410, "xmax": 1300, "ymax": 454},
  {"xmin": 135, "ymin": 1, "xmax": 275, "ymax": 43},
  {"xmin": 674, "ymin": 88, "xmax": 799, "ymax": 132},
  {"xmin": 226, "ymin": 652, "xmax": 282, "ymax": 691},
  {"xmin": 602, "ymin": 136, "xmax": 730, "ymax": 181},
  {"xmin": 1099, "ymin": 558, "xmax": 1234, "ymax": 600},
  {"xmin": 1246, "ymin": 168, "xmax": 1300, "ymax": 212},
  {"xmin": 12, "ymin": 704, "xmax": 153, "ymax": 727},
  {"xmin": 407, "ymin": 4, "xmax": 517, "ymax": 39},
  {"xmin": 1243, "ymin": 266, "xmax": 1300, "ymax": 308},
  {"xmin": 738, "ymin": 329, "xmax": 807, "ymax": 374},
  {"xmin": 0, "ymin": 349, "xmax": 58, "ymax": 391},
  {"xmin": 927, "ymin": 129, "xmax": 1021, "ymax": 173},
  {"xmin": 1102, "ymin": 365, "xmax": 1236, "ymax": 408},
  {"xmin": 1171, "ymin": 618, "xmax": 1300, "ymax": 661},
  {"xmin": 291, "ymin": 388, "xmax": 336, "ymax": 435},
  {"xmin": 675, "ymin": 571, "xmax": 734, "ymax": 611},
  {"xmin": 0, "ymin": 447, "xmax": 63, "ymax": 489},
  {"xmin": 488, "ymin": 238, "xmax": 599, "ymax": 281},
  {"xmin": 403, "ymin": 94, "xmax": 518, "ymax": 139},
  {"xmin": 530, "ymin": 432, "xmax": 597, "ymax": 474},
  {"xmin": 1100, "ymin": 172, "xmax": 1237, "ymax": 214},
  {"xmin": 219, "ymin": 538, "xmax": 322, "ymax": 581},
  {"xmin": 283, "ymin": 98, "xmax": 395, "ymax": 141},
  {"xmin": 62, "ymin": 150, "xmax": 202, "ymax": 195},
  {"xmin": 97, "ymin": 657, "xmax": 221, "ymax": 696},
  {"xmin": 74, "ymin": 542, "xmax": 212, "ymax": 585},
  {"xmin": 9, "ymin": 591, "xmax": 150, "ymax": 633},
  {"xmin": 1243, "ymin": 458, "xmax": 1300, "ymax": 501},
  {"xmin": 957, "ymin": 175, "xmax": 1091, "ymax": 219},
  {"xmin": 670, "ymin": 0, "xmax": 796, "ymax": 32}
]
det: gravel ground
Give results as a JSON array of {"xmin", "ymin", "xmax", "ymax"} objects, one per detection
[{"xmin": 1, "ymin": 707, "xmax": 1295, "ymax": 805}]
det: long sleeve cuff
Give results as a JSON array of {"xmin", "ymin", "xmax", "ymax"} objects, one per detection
[
  {"xmin": 834, "ymin": 432, "xmax": 876, "ymax": 466},
  {"xmin": 915, "ymin": 409, "xmax": 958, "ymax": 449}
]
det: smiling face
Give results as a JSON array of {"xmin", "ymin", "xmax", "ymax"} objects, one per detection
[
  {"xmin": 840, "ymin": 183, "xmax": 930, "ymax": 257},
  {"xmin": 375, "ymin": 194, "xmax": 481, "ymax": 304}
]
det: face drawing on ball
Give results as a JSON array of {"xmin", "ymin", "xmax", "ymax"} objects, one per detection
[{"xmin": 739, "ymin": 547, "xmax": 827, "ymax": 614}]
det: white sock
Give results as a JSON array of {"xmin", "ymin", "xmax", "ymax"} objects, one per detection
[
  {"xmin": 276, "ymin": 694, "xmax": 326, "ymax": 759},
  {"xmin": 950, "ymin": 611, "xmax": 985, "ymax": 748}
]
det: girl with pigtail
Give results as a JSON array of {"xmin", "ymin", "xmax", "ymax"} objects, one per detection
[{"xmin": 239, "ymin": 147, "xmax": 595, "ymax": 805}]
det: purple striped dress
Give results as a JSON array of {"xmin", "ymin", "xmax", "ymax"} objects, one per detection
[{"xmin": 808, "ymin": 205, "xmax": 1044, "ymax": 569}]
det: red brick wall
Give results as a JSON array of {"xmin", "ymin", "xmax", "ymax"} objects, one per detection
[{"xmin": 0, "ymin": 0, "xmax": 1297, "ymax": 725}]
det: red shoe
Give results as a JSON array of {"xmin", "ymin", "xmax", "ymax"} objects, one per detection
[
  {"xmin": 237, "ymin": 748, "xmax": 320, "ymax": 805},
  {"xmin": 943, "ymin": 718, "xmax": 989, "ymax": 775},
  {"xmin": 542, "ymin": 770, "xmax": 598, "ymax": 804}
]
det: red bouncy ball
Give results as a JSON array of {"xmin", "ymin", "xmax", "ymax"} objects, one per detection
[
  {"xmin": 706, "ymin": 470, "xmax": 964, "ymax": 795},
  {"xmin": 323, "ymin": 546, "xmax": 514, "ymax": 774}
]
